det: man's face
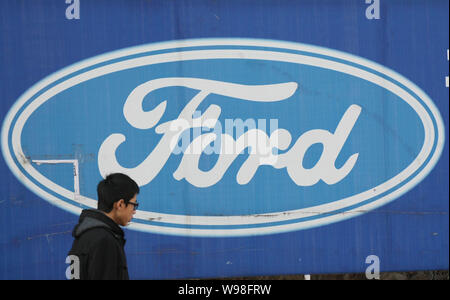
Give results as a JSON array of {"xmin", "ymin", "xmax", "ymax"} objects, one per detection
[{"xmin": 117, "ymin": 194, "xmax": 138, "ymax": 226}]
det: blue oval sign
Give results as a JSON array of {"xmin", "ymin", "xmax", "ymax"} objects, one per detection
[{"xmin": 1, "ymin": 39, "xmax": 445, "ymax": 236}]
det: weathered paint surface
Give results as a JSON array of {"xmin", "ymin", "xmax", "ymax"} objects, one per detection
[{"xmin": 0, "ymin": 0, "xmax": 448, "ymax": 279}]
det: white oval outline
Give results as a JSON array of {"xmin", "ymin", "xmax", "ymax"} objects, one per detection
[{"xmin": 1, "ymin": 38, "xmax": 445, "ymax": 237}]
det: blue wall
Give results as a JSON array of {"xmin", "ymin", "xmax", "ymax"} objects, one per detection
[{"xmin": 0, "ymin": 0, "xmax": 448, "ymax": 279}]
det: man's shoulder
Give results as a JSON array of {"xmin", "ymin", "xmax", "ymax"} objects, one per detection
[
  {"xmin": 81, "ymin": 226, "xmax": 118, "ymax": 241},
  {"xmin": 76, "ymin": 226, "xmax": 121, "ymax": 248}
]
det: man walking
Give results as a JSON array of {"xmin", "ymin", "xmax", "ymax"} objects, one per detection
[{"xmin": 68, "ymin": 173, "xmax": 140, "ymax": 280}]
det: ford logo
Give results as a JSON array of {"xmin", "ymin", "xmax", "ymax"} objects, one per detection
[{"xmin": 1, "ymin": 39, "xmax": 445, "ymax": 236}]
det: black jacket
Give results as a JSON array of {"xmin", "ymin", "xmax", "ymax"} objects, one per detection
[{"xmin": 68, "ymin": 209, "xmax": 129, "ymax": 280}]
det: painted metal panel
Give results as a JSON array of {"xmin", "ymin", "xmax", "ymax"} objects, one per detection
[{"xmin": 0, "ymin": 0, "xmax": 448, "ymax": 279}]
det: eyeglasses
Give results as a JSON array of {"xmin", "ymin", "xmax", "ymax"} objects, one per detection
[{"xmin": 127, "ymin": 202, "xmax": 139, "ymax": 210}]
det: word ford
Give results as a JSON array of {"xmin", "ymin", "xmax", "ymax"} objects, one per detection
[{"xmin": 98, "ymin": 77, "xmax": 361, "ymax": 188}]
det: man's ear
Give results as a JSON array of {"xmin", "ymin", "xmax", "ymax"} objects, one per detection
[{"xmin": 115, "ymin": 199, "xmax": 125, "ymax": 210}]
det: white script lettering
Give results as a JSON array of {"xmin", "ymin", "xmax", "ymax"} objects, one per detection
[{"xmin": 98, "ymin": 78, "xmax": 360, "ymax": 188}]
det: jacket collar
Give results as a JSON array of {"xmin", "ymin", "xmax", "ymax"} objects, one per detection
[{"xmin": 73, "ymin": 209, "xmax": 125, "ymax": 241}]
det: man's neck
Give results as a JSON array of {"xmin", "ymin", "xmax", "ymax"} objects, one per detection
[{"xmin": 102, "ymin": 210, "xmax": 120, "ymax": 226}]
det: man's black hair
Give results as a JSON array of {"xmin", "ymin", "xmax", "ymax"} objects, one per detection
[{"xmin": 97, "ymin": 173, "xmax": 140, "ymax": 213}]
